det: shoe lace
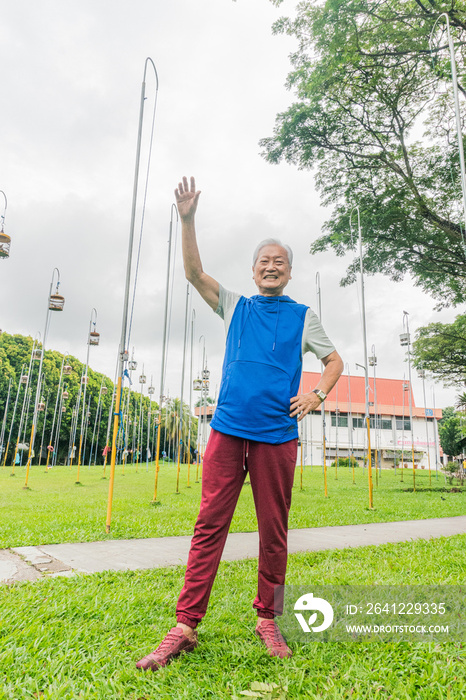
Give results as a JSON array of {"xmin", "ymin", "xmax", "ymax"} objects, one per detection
[
  {"xmin": 260, "ymin": 621, "xmax": 287, "ymax": 647},
  {"xmin": 155, "ymin": 630, "xmax": 184, "ymax": 654}
]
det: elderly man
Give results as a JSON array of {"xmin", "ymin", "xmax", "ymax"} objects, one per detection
[{"xmin": 136, "ymin": 176, "xmax": 343, "ymax": 671}]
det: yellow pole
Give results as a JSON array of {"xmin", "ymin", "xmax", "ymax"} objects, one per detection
[
  {"xmin": 366, "ymin": 416, "xmax": 374, "ymax": 509},
  {"xmin": 106, "ymin": 377, "xmax": 122, "ymax": 533},
  {"xmin": 45, "ymin": 448, "xmax": 51, "ymax": 471},
  {"xmin": 2, "ymin": 440, "xmax": 9, "ymax": 468},
  {"xmin": 24, "ymin": 421, "xmax": 35, "ymax": 488},
  {"xmin": 300, "ymin": 439, "xmax": 303, "ymax": 490},
  {"xmin": 152, "ymin": 413, "xmax": 162, "ymax": 502},
  {"xmin": 12, "ymin": 441, "xmax": 20, "ymax": 470},
  {"xmin": 176, "ymin": 438, "xmax": 181, "ymax": 494}
]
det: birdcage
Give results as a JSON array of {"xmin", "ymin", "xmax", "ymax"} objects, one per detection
[
  {"xmin": 202, "ymin": 369, "xmax": 210, "ymax": 380},
  {"xmin": 33, "ymin": 349, "xmax": 42, "ymax": 360},
  {"xmin": 20, "ymin": 374, "xmax": 28, "ymax": 385},
  {"xmin": 37, "ymin": 402, "xmax": 45, "ymax": 412},
  {"xmin": 89, "ymin": 331, "xmax": 100, "ymax": 346},
  {"xmin": 139, "ymin": 374, "xmax": 146, "ymax": 384},
  {"xmin": 0, "ymin": 231, "xmax": 11, "ymax": 259},
  {"xmin": 49, "ymin": 294, "xmax": 65, "ymax": 311},
  {"xmin": 62, "ymin": 391, "xmax": 69, "ymax": 400},
  {"xmin": 63, "ymin": 364, "xmax": 72, "ymax": 376},
  {"xmin": 129, "ymin": 360, "xmax": 137, "ymax": 371},
  {"xmin": 101, "ymin": 386, "xmax": 108, "ymax": 395},
  {"xmin": 148, "ymin": 386, "xmax": 155, "ymax": 395},
  {"xmin": 193, "ymin": 379, "xmax": 202, "ymax": 391},
  {"xmin": 82, "ymin": 376, "xmax": 89, "ymax": 385},
  {"xmin": 399, "ymin": 333, "xmax": 410, "ymax": 347}
]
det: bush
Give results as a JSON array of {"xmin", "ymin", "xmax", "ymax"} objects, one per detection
[
  {"xmin": 331, "ymin": 456, "xmax": 359, "ymax": 470},
  {"xmin": 444, "ymin": 461, "xmax": 461, "ymax": 485}
]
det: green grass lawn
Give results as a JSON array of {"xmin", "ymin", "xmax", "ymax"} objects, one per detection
[
  {"xmin": 0, "ymin": 535, "xmax": 464, "ymax": 699},
  {"xmin": 0, "ymin": 462, "xmax": 464, "ymax": 548}
]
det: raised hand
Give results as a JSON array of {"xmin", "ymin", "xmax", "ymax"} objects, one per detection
[{"xmin": 175, "ymin": 176, "xmax": 201, "ymax": 221}]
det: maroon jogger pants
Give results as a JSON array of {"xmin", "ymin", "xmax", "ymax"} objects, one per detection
[{"xmin": 176, "ymin": 429, "xmax": 298, "ymax": 628}]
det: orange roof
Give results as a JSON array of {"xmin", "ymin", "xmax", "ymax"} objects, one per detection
[{"xmin": 301, "ymin": 372, "xmax": 442, "ymax": 419}]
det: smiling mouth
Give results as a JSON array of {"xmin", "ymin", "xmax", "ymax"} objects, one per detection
[{"xmin": 264, "ymin": 275, "xmax": 278, "ymax": 279}]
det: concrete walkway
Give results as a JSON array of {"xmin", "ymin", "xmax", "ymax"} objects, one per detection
[{"xmin": 1, "ymin": 515, "xmax": 465, "ymax": 585}]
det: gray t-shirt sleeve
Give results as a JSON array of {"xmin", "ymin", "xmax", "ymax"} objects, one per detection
[
  {"xmin": 215, "ymin": 284, "xmax": 241, "ymax": 334},
  {"xmin": 302, "ymin": 308, "xmax": 336, "ymax": 360}
]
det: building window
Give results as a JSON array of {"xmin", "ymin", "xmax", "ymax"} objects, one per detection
[
  {"xmin": 395, "ymin": 418, "xmax": 411, "ymax": 431},
  {"xmin": 352, "ymin": 417, "xmax": 393, "ymax": 430},
  {"xmin": 331, "ymin": 413, "xmax": 348, "ymax": 427}
]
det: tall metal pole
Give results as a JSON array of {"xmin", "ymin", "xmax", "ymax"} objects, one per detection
[
  {"xmin": 369, "ymin": 345, "xmax": 379, "ymax": 485},
  {"xmin": 2, "ymin": 364, "xmax": 24, "ymax": 468},
  {"xmin": 38, "ymin": 391, "xmax": 49, "ymax": 467},
  {"xmin": 176, "ymin": 284, "xmax": 190, "ymax": 494},
  {"xmin": 419, "ymin": 368, "xmax": 432, "ymax": 486},
  {"xmin": 315, "ymin": 271, "xmax": 328, "ymax": 496},
  {"xmin": 346, "ymin": 362, "xmax": 355, "ymax": 482},
  {"xmin": 0, "ymin": 378, "xmax": 12, "ymax": 464},
  {"xmin": 107, "ymin": 57, "xmax": 158, "ymax": 532},
  {"xmin": 45, "ymin": 353, "xmax": 69, "ymax": 470},
  {"xmin": 351, "ymin": 207, "xmax": 373, "ymax": 508},
  {"xmin": 77, "ymin": 307, "xmax": 98, "ymax": 482},
  {"xmin": 153, "ymin": 203, "xmax": 178, "ymax": 502},
  {"xmin": 187, "ymin": 308, "xmax": 195, "ymax": 487},
  {"xmin": 13, "ymin": 338, "xmax": 39, "ymax": 469},
  {"xmin": 432, "ymin": 385, "xmax": 442, "ymax": 481},
  {"xmin": 401, "ymin": 311, "xmax": 416, "ymax": 492},
  {"xmin": 25, "ymin": 268, "xmax": 63, "ymax": 488}
]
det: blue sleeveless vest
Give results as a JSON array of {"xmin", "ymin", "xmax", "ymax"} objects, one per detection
[{"xmin": 210, "ymin": 294, "xmax": 308, "ymax": 444}]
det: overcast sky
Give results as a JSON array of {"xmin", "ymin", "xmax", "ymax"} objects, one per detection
[{"xmin": 0, "ymin": 0, "xmax": 460, "ymax": 411}]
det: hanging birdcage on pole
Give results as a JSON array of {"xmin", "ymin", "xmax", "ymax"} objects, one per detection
[{"xmin": 0, "ymin": 191, "xmax": 11, "ymax": 259}]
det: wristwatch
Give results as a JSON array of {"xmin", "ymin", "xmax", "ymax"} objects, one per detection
[{"xmin": 312, "ymin": 388, "xmax": 327, "ymax": 403}]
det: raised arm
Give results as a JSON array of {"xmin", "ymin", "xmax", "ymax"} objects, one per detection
[{"xmin": 175, "ymin": 176, "xmax": 219, "ymax": 311}]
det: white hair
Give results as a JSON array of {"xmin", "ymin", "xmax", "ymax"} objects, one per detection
[{"xmin": 252, "ymin": 238, "xmax": 293, "ymax": 267}]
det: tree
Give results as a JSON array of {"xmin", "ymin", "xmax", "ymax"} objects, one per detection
[
  {"xmin": 262, "ymin": 0, "xmax": 466, "ymax": 306},
  {"xmin": 195, "ymin": 396, "xmax": 215, "ymax": 408},
  {"xmin": 411, "ymin": 314, "xmax": 466, "ymax": 385},
  {"xmin": 438, "ymin": 408, "xmax": 465, "ymax": 456}
]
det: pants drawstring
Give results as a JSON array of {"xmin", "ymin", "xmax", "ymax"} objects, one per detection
[{"xmin": 243, "ymin": 440, "xmax": 249, "ymax": 471}]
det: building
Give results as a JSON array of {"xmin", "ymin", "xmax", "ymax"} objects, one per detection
[{"xmin": 195, "ymin": 372, "xmax": 443, "ymax": 470}]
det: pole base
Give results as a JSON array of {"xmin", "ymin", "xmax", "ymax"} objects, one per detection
[
  {"xmin": 22, "ymin": 486, "xmax": 31, "ymax": 490},
  {"xmin": 150, "ymin": 500, "xmax": 161, "ymax": 507}
]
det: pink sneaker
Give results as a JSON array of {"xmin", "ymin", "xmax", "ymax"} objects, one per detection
[
  {"xmin": 255, "ymin": 619, "xmax": 292, "ymax": 658},
  {"xmin": 136, "ymin": 626, "xmax": 198, "ymax": 671}
]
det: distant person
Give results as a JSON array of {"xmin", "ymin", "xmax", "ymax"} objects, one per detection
[{"xmin": 136, "ymin": 177, "xmax": 343, "ymax": 671}]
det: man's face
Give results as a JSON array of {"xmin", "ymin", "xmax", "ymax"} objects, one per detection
[{"xmin": 252, "ymin": 244, "xmax": 292, "ymax": 296}]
